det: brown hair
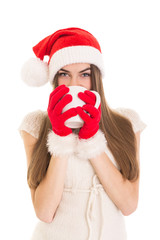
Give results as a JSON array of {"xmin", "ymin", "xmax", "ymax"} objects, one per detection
[{"xmin": 27, "ymin": 64, "xmax": 138, "ymax": 189}]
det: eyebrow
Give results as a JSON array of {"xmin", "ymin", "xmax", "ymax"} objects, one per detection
[
  {"xmin": 59, "ymin": 68, "xmax": 69, "ymax": 72},
  {"xmin": 59, "ymin": 67, "xmax": 91, "ymax": 73},
  {"xmin": 79, "ymin": 68, "xmax": 91, "ymax": 73}
]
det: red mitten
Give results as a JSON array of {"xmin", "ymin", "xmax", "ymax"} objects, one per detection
[
  {"xmin": 47, "ymin": 84, "xmax": 77, "ymax": 136},
  {"xmin": 76, "ymin": 103, "xmax": 101, "ymax": 139},
  {"xmin": 76, "ymin": 90, "xmax": 101, "ymax": 139},
  {"xmin": 78, "ymin": 90, "xmax": 96, "ymax": 106}
]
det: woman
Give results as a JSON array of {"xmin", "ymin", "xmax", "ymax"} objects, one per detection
[{"xmin": 19, "ymin": 27, "xmax": 146, "ymax": 240}]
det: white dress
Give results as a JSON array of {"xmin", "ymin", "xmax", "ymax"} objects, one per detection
[{"xmin": 19, "ymin": 108, "xmax": 146, "ymax": 240}]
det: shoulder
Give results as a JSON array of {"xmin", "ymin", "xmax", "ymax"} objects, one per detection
[
  {"xmin": 18, "ymin": 109, "xmax": 47, "ymax": 139},
  {"xmin": 114, "ymin": 107, "xmax": 147, "ymax": 133}
]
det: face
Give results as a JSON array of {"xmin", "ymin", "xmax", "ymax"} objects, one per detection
[{"xmin": 57, "ymin": 63, "xmax": 92, "ymax": 90}]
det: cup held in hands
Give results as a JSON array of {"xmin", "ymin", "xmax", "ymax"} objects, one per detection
[{"xmin": 62, "ymin": 86, "xmax": 101, "ymax": 129}]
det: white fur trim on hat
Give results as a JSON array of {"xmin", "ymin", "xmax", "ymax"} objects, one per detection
[
  {"xmin": 48, "ymin": 46, "xmax": 104, "ymax": 84},
  {"xmin": 46, "ymin": 130, "xmax": 78, "ymax": 158},
  {"xmin": 21, "ymin": 58, "xmax": 49, "ymax": 87},
  {"xmin": 76, "ymin": 129, "xmax": 107, "ymax": 160}
]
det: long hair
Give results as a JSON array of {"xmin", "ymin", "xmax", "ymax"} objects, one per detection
[{"xmin": 27, "ymin": 64, "xmax": 138, "ymax": 189}]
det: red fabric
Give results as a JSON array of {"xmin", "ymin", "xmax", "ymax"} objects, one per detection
[
  {"xmin": 78, "ymin": 90, "xmax": 96, "ymax": 106},
  {"xmin": 32, "ymin": 27, "xmax": 101, "ymax": 63},
  {"xmin": 76, "ymin": 91, "xmax": 101, "ymax": 139},
  {"xmin": 47, "ymin": 85, "xmax": 77, "ymax": 136}
]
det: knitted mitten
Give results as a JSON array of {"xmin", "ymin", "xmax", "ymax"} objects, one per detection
[{"xmin": 47, "ymin": 84, "xmax": 78, "ymax": 157}]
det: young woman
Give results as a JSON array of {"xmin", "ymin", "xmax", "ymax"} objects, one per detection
[{"xmin": 19, "ymin": 27, "xmax": 146, "ymax": 240}]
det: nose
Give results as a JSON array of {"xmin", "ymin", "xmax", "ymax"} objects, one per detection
[{"xmin": 69, "ymin": 76, "xmax": 78, "ymax": 86}]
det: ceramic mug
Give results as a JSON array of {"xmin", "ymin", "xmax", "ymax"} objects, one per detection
[{"xmin": 62, "ymin": 86, "xmax": 101, "ymax": 128}]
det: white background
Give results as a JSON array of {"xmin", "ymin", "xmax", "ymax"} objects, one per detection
[{"xmin": 0, "ymin": 0, "xmax": 159, "ymax": 239}]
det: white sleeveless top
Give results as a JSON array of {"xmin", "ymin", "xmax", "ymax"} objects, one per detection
[{"xmin": 19, "ymin": 108, "xmax": 146, "ymax": 240}]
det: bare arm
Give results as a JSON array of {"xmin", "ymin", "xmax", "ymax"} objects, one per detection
[
  {"xmin": 89, "ymin": 131, "xmax": 141, "ymax": 216},
  {"xmin": 21, "ymin": 130, "xmax": 68, "ymax": 223}
]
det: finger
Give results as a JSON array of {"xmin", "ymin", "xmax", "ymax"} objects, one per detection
[
  {"xmin": 76, "ymin": 106, "xmax": 91, "ymax": 122},
  {"xmin": 53, "ymin": 125, "xmax": 72, "ymax": 136},
  {"xmin": 51, "ymin": 84, "xmax": 66, "ymax": 95},
  {"xmin": 48, "ymin": 86, "xmax": 70, "ymax": 111},
  {"xmin": 78, "ymin": 92, "xmax": 95, "ymax": 106},
  {"xmin": 48, "ymin": 85, "xmax": 69, "ymax": 105},
  {"xmin": 84, "ymin": 90, "xmax": 96, "ymax": 102},
  {"xmin": 62, "ymin": 108, "xmax": 78, "ymax": 121},
  {"xmin": 54, "ymin": 94, "xmax": 72, "ymax": 115},
  {"xmin": 82, "ymin": 104, "xmax": 99, "ymax": 118}
]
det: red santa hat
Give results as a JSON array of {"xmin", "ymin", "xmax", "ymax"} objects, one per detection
[{"xmin": 21, "ymin": 27, "xmax": 104, "ymax": 87}]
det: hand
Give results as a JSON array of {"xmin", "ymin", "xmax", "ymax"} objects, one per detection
[
  {"xmin": 76, "ymin": 90, "xmax": 101, "ymax": 139},
  {"xmin": 78, "ymin": 90, "xmax": 96, "ymax": 106},
  {"xmin": 47, "ymin": 84, "xmax": 77, "ymax": 136}
]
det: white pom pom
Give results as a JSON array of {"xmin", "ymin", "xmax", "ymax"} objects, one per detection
[{"xmin": 21, "ymin": 58, "xmax": 49, "ymax": 87}]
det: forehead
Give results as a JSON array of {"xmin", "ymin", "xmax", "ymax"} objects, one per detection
[{"xmin": 60, "ymin": 63, "xmax": 91, "ymax": 71}]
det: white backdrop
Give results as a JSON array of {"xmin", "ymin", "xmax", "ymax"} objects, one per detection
[{"xmin": 0, "ymin": 0, "xmax": 159, "ymax": 239}]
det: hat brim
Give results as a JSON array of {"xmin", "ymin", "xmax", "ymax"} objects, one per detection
[{"xmin": 48, "ymin": 46, "xmax": 104, "ymax": 84}]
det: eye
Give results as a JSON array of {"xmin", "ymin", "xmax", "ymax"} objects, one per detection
[
  {"xmin": 82, "ymin": 72, "xmax": 91, "ymax": 77},
  {"xmin": 58, "ymin": 72, "xmax": 69, "ymax": 77}
]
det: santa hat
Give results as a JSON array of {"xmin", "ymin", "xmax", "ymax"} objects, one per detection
[{"xmin": 21, "ymin": 27, "xmax": 104, "ymax": 87}]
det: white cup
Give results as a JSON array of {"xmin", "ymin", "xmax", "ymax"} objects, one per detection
[{"xmin": 62, "ymin": 86, "xmax": 101, "ymax": 128}]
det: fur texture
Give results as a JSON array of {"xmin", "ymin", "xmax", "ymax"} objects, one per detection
[
  {"xmin": 46, "ymin": 129, "xmax": 107, "ymax": 160},
  {"xmin": 46, "ymin": 130, "xmax": 78, "ymax": 158},
  {"xmin": 76, "ymin": 130, "xmax": 107, "ymax": 160},
  {"xmin": 21, "ymin": 58, "xmax": 49, "ymax": 87}
]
